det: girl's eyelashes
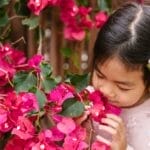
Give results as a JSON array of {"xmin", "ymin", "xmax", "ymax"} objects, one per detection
[
  {"xmin": 95, "ymin": 71, "xmax": 105, "ymax": 79},
  {"xmin": 95, "ymin": 70, "xmax": 132, "ymax": 91},
  {"xmin": 117, "ymin": 86, "xmax": 132, "ymax": 91}
]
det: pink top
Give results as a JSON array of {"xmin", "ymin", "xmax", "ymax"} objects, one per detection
[{"xmin": 121, "ymin": 98, "xmax": 150, "ymax": 150}]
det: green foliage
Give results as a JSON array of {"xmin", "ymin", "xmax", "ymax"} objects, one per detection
[
  {"xmin": 0, "ymin": 0, "xmax": 10, "ymax": 8},
  {"xmin": 15, "ymin": 0, "xmax": 31, "ymax": 16},
  {"xmin": 66, "ymin": 73, "xmax": 90, "ymax": 91},
  {"xmin": 76, "ymin": 0, "xmax": 88, "ymax": 6},
  {"xmin": 42, "ymin": 77, "xmax": 58, "ymax": 93},
  {"xmin": 61, "ymin": 47, "xmax": 73, "ymax": 58},
  {"xmin": 0, "ymin": 10, "xmax": 8, "ymax": 27},
  {"xmin": 40, "ymin": 62, "xmax": 52, "ymax": 77},
  {"xmin": 61, "ymin": 98, "xmax": 84, "ymax": 117},
  {"xmin": 13, "ymin": 71, "xmax": 37, "ymax": 92},
  {"xmin": 35, "ymin": 88, "xmax": 47, "ymax": 108},
  {"xmin": 40, "ymin": 62, "xmax": 58, "ymax": 92},
  {"xmin": 98, "ymin": 0, "xmax": 112, "ymax": 12},
  {"xmin": 22, "ymin": 16, "xmax": 39, "ymax": 30}
]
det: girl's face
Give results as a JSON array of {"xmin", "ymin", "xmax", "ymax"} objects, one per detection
[{"xmin": 92, "ymin": 57, "xmax": 146, "ymax": 107}]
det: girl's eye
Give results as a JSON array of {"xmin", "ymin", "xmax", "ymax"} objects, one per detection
[
  {"xmin": 118, "ymin": 86, "xmax": 131, "ymax": 91},
  {"xmin": 96, "ymin": 72, "xmax": 104, "ymax": 79},
  {"xmin": 97, "ymin": 74, "xmax": 104, "ymax": 79}
]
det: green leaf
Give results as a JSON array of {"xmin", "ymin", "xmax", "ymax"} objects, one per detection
[
  {"xmin": 35, "ymin": 88, "xmax": 47, "ymax": 108},
  {"xmin": 42, "ymin": 77, "xmax": 57, "ymax": 93},
  {"xmin": 76, "ymin": 0, "xmax": 88, "ymax": 6},
  {"xmin": 61, "ymin": 47, "xmax": 73, "ymax": 58},
  {"xmin": 14, "ymin": 0, "xmax": 30, "ymax": 16},
  {"xmin": 98, "ymin": 0, "xmax": 111, "ymax": 11},
  {"xmin": 61, "ymin": 98, "xmax": 84, "ymax": 117},
  {"xmin": 0, "ymin": 0, "xmax": 10, "ymax": 8},
  {"xmin": 66, "ymin": 73, "xmax": 90, "ymax": 91},
  {"xmin": 22, "ymin": 17, "xmax": 39, "ymax": 30},
  {"xmin": 40, "ymin": 62, "xmax": 52, "ymax": 78},
  {"xmin": 0, "ymin": 12, "xmax": 8, "ymax": 27},
  {"xmin": 71, "ymin": 52, "xmax": 80, "ymax": 69},
  {"xmin": 13, "ymin": 72, "xmax": 37, "ymax": 92}
]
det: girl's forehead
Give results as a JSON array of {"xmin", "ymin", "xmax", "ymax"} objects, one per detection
[
  {"xmin": 96, "ymin": 57, "xmax": 144, "ymax": 83},
  {"xmin": 97, "ymin": 56, "xmax": 142, "ymax": 72}
]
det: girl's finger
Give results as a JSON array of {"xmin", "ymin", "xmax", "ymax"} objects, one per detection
[
  {"xmin": 106, "ymin": 113, "xmax": 122, "ymax": 123},
  {"xmin": 98, "ymin": 124, "xmax": 117, "ymax": 135},
  {"xmin": 96, "ymin": 135, "xmax": 111, "ymax": 146},
  {"xmin": 101, "ymin": 117, "xmax": 119, "ymax": 129}
]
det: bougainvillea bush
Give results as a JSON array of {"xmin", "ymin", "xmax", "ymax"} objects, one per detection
[{"xmin": 0, "ymin": 43, "xmax": 121, "ymax": 150}]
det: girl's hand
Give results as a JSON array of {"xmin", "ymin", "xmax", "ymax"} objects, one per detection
[{"xmin": 96, "ymin": 114, "xmax": 127, "ymax": 150}]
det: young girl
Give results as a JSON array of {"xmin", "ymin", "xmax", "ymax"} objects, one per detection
[{"xmin": 91, "ymin": 2, "xmax": 150, "ymax": 150}]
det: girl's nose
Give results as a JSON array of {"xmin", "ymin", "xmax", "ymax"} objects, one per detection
[{"xmin": 99, "ymin": 85, "xmax": 116, "ymax": 99}]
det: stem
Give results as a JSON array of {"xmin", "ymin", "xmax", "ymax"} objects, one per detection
[
  {"xmin": 0, "ymin": 24, "xmax": 11, "ymax": 39},
  {"xmin": 88, "ymin": 119, "xmax": 94, "ymax": 149},
  {"xmin": 47, "ymin": 114, "xmax": 56, "ymax": 127},
  {"xmin": 11, "ymin": 36, "xmax": 26, "ymax": 45},
  {"xmin": 8, "ymin": 15, "xmax": 25, "ymax": 21},
  {"xmin": 37, "ymin": 27, "xmax": 42, "ymax": 54},
  {"xmin": 7, "ymin": 75, "xmax": 14, "ymax": 87}
]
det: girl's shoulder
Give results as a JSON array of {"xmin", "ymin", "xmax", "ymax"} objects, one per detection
[
  {"xmin": 121, "ymin": 97, "xmax": 150, "ymax": 116},
  {"xmin": 121, "ymin": 98, "xmax": 150, "ymax": 150}
]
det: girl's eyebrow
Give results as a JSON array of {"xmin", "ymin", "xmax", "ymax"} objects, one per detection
[
  {"xmin": 95, "ymin": 65, "xmax": 134, "ymax": 87},
  {"xmin": 95, "ymin": 66, "xmax": 106, "ymax": 77}
]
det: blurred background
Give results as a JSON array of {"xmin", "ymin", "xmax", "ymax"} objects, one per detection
[{"xmin": 0, "ymin": 0, "xmax": 149, "ymax": 78}]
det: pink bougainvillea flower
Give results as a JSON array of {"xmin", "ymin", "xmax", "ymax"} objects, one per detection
[
  {"xmin": 87, "ymin": 90, "xmax": 121, "ymax": 123},
  {"xmin": 9, "ymin": 50, "xmax": 26, "ymax": 66},
  {"xmin": 0, "ymin": 44, "xmax": 27, "ymax": 86},
  {"xmin": 19, "ymin": 92, "xmax": 39, "ymax": 113},
  {"xmin": 47, "ymin": 83, "xmax": 74, "ymax": 105},
  {"xmin": 27, "ymin": 130, "xmax": 62, "ymax": 150},
  {"xmin": 78, "ymin": 6, "xmax": 92, "ymax": 16},
  {"xmin": 28, "ymin": 54, "xmax": 44, "ymax": 73},
  {"xmin": 27, "ymin": 0, "xmax": 49, "ymax": 15},
  {"xmin": 0, "ymin": 112, "xmax": 7, "ymax": 125},
  {"xmin": 60, "ymin": 0, "xmax": 94, "ymax": 41},
  {"xmin": 77, "ymin": 6, "xmax": 93, "ymax": 29},
  {"xmin": 89, "ymin": 103, "xmax": 106, "ymax": 122},
  {"xmin": 0, "ymin": 44, "xmax": 26, "ymax": 66},
  {"xmin": 63, "ymin": 126, "xmax": 88, "ymax": 150},
  {"xmin": 88, "ymin": 90, "xmax": 106, "ymax": 104},
  {"xmin": 60, "ymin": 0, "xmax": 79, "ymax": 23},
  {"xmin": 49, "ymin": 127, "xmax": 64, "ymax": 141},
  {"xmin": 105, "ymin": 102, "xmax": 121, "ymax": 116},
  {"xmin": 5, "ymin": 136, "xmax": 27, "ymax": 150},
  {"xmin": 0, "ymin": 44, "xmax": 13, "ymax": 61},
  {"xmin": 57, "ymin": 117, "xmax": 76, "ymax": 134},
  {"xmin": 48, "ymin": 0, "xmax": 60, "ymax": 6},
  {"xmin": 91, "ymin": 141, "xmax": 110, "ymax": 150},
  {"xmin": 0, "ymin": 59, "xmax": 16, "ymax": 86},
  {"xmin": 0, "ymin": 92, "xmax": 22, "ymax": 132},
  {"xmin": 60, "ymin": 0, "xmax": 89, "ymax": 41},
  {"xmin": 94, "ymin": 11, "xmax": 108, "ymax": 28},
  {"xmin": 0, "ymin": 91, "xmax": 39, "ymax": 133},
  {"xmin": 30, "ymin": 141, "xmax": 59, "ymax": 150},
  {"xmin": 64, "ymin": 26, "xmax": 86, "ymax": 41},
  {"xmin": 12, "ymin": 116, "xmax": 35, "ymax": 140}
]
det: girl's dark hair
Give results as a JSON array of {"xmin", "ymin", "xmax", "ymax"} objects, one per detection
[{"xmin": 93, "ymin": 2, "xmax": 150, "ymax": 87}]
